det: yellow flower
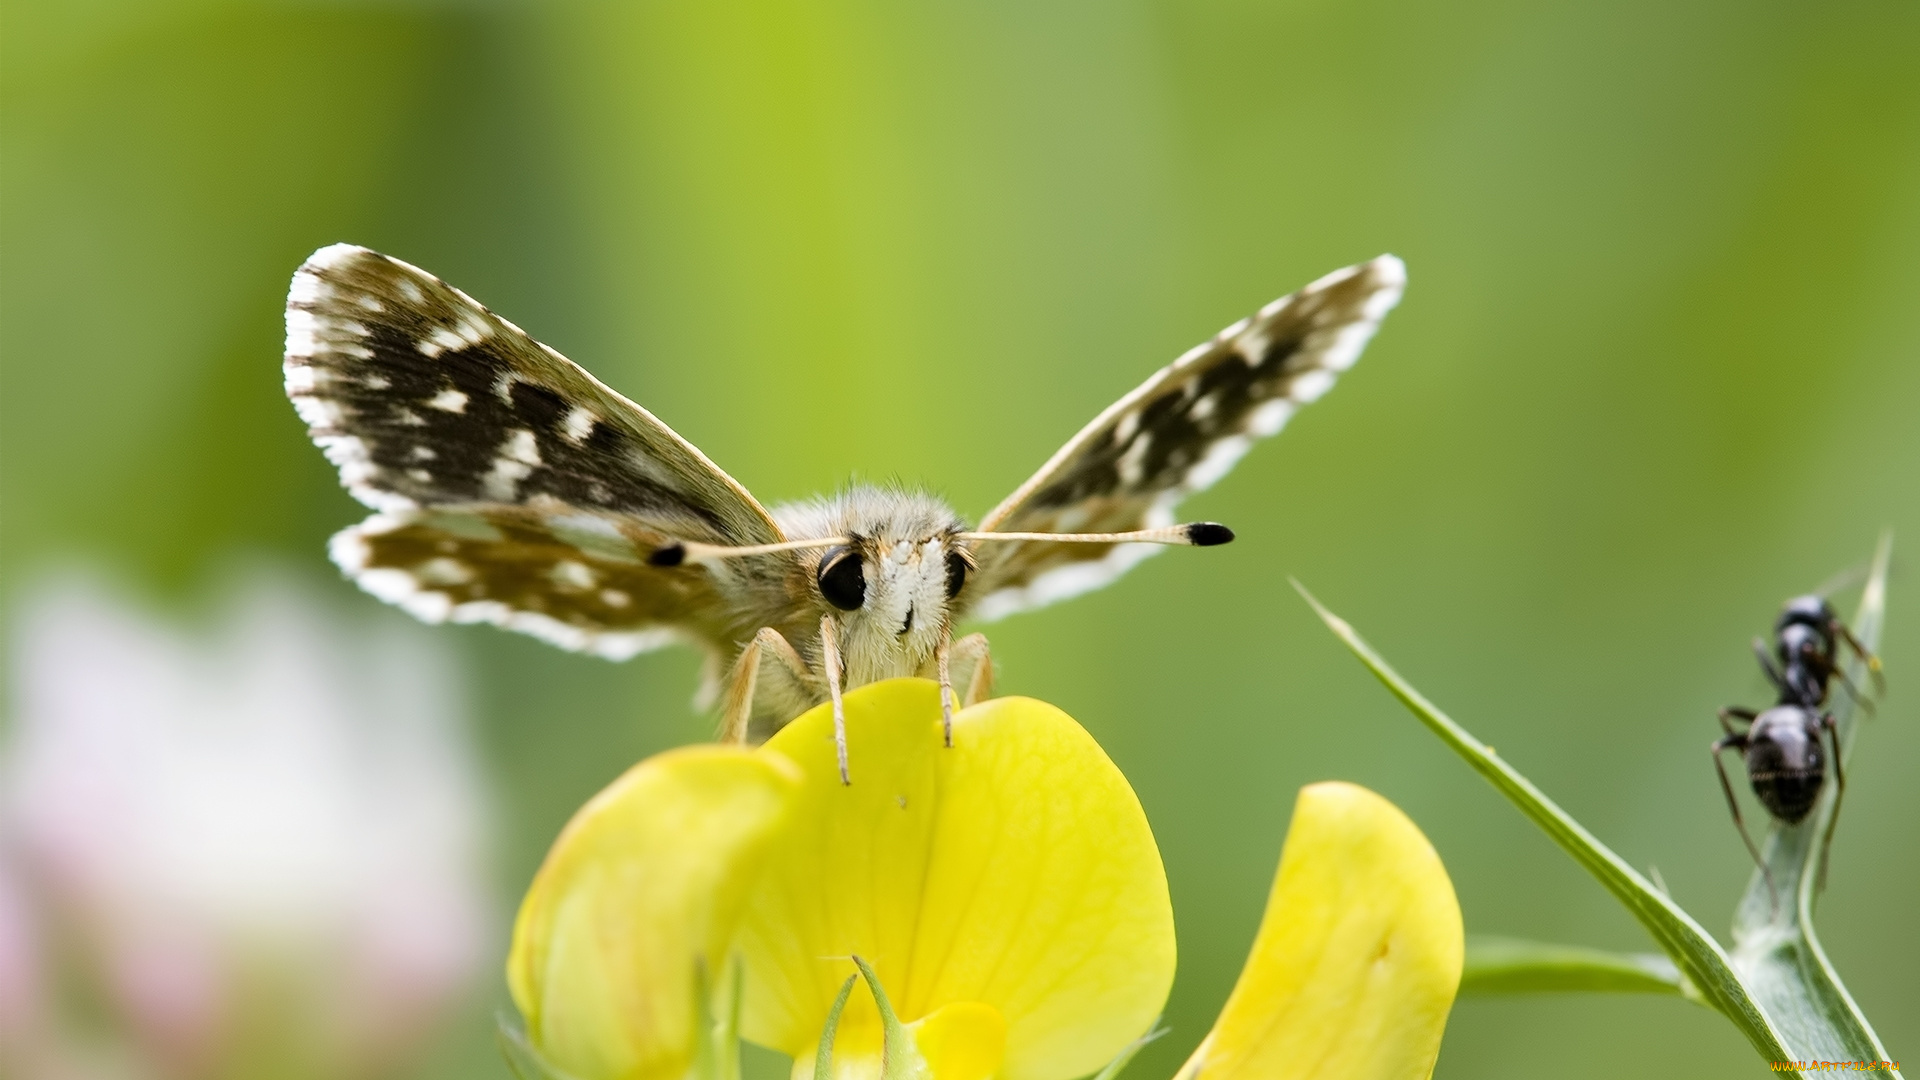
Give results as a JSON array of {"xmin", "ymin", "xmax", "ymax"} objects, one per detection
[
  {"xmin": 505, "ymin": 680, "xmax": 1462, "ymax": 1080},
  {"xmin": 508, "ymin": 679, "xmax": 1172, "ymax": 1080},
  {"xmin": 1175, "ymin": 782, "xmax": 1463, "ymax": 1080}
]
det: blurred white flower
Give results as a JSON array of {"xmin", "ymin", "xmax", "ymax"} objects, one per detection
[{"xmin": 1, "ymin": 568, "xmax": 490, "ymax": 1080}]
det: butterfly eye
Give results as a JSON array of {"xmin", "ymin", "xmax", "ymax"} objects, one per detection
[
  {"xmin": 817, "ymin": 547, "xmax": 866, "ymax": 611},
  {"xmin": 945, "ymin": 550, "xmax": 970, "ymax": 599}
]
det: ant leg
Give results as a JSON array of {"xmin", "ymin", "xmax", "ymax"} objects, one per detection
[
  {"xmin": 1828, "ymin": 664, "xmax": 1877, "ymax": 718},
  {"xmin": 1712, "ymin": 736, "xmax": 1776, "ymax": 905},
  {"xmin": 1816, "ymin": 714, "xmax": 1847, "ymax": 892},
  {"xmin": 1752, "ymin": 639, "xmax": 1789, "ymax": 695},
  {"xmin": 1717, "ymin": 706, "xmax": 1759, "ymax": 736},
  {"xmin": 1834, "ymin": 622, "xmax": 1886, "ymax": 693}
]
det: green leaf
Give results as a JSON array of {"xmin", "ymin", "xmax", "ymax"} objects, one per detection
[
  {"xmin": 1460, "ymin": 935, "xmax": 1691, "ymax": 999},
  {"xmin": 1727, "ymin": 534, "xmax": 1899, "ymax": 1069},
  {"xmin": 1294, "ymin": 564, "xmax": 1900, "ymax": 1079}
]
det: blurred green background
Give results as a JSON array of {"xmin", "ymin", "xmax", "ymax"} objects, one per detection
[{"xmin": 5, "ymin": 0, "xmax": 1918, "ymax": 1076}]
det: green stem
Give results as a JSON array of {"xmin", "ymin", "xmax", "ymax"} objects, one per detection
[
  {"xmin": 851, "ymin": 956, "xmax": 913, "ymax": 1080},
  {"xmin": 813, "ymin": 974, "xmax": 858, "ymax": 1080}
]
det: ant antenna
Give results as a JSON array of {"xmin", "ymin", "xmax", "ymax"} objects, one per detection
[{"xmin": 1812, "ymin": 562, "xmax": 1869, "ymax": 599}]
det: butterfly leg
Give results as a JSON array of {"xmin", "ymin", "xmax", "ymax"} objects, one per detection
[
  {"xmin": 820, "ymin": 615, "xmax": 850, "ymax": 785},
  {"xmin": 936, "ymin": 638, "xmax": 955, "ymax": 748},
  {"xmin": 950, "ymin": 633, "xmax": 994, "ymax": 707},
  {"xmin": 928, "ymin": 633, "xmax": 995, "ymax": 748},
  {"xmin": 719, "ymin": 627, "xmax": 815, "ymax": 745}
]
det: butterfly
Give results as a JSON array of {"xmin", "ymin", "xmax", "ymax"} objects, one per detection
[{"xmin": 285, "ymin": 244, "xmax": 1404, "ymax": 780}]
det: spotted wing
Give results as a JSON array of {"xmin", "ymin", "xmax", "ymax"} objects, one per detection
[
  {"xmin": 966, "ymin": 255, "xmax": 1404, "ymax": 622},
  {"xmin": 285, "ymin": 243, "xmax": 782, "ymax": 659}
]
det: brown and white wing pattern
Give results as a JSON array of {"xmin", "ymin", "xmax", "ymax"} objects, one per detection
[
  {"xmin": 966, "ymin": 255, "xmax": 1405, "ymax": 622},
  {"xmin": 285, "ymin": 243, "xmax": 783, "ymax": 659}
]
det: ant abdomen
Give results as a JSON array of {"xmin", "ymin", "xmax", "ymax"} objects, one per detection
[{"xmin": 1742, "ymin": 705, "xmax": 1824, "ymax": 824}]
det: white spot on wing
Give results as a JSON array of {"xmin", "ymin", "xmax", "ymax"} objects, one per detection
[
  {"xmin": 503, "ymin": 429, "xmax": 540, "ymax": 465},
  {"xmin": 427, "ymin": 389, "xmax": 468, "ymax": 413},
  {"xmin": 417, "ymin": 557, "xmax": 474, "ymax": 585},
  {"xmin": 288, "ymin": 270, "xmax": 329, "ymax": 306},
  {"xmin": 562, "ymin": 407, "xmax": 598, "ymax": 445},
  {"xmin": 1246, "ymin": 398, "xmax": 1294, "ymax": 438},
  {"xmin": 283, "ymin": 364, "xmax": 320, "ymax": 394},
  {"xmin": 550, "ymin": 560, "xmax": 597, "ymax": 591},
  {"xmin": 292, "ymin": 395, "xmax": 344, "ymax": 429},
  {"xmin": 482, "ymin": 429, "xmax": 540, "ymax": 500},
  {"xmin": 1288, "ymin": 368, "xmax": 1336, "ymax": 403},
  {"xmin": 285, "ymin": 309, "xmax": 319, "ymax": 358},
  {"xmin": 305, "ymin": 243, "xmax": 368, "ymax": 271},
  {"xmin": 1116, "ymin": 434, "xmax": 1152, "ymax": 486},
  {"xmin": 493, "ymin": 372, "xmax": 522, "ymax": 405},
  {"xmin": 1180, "ymin": 433, "xmax": 1252, "ymax": 494},
  {"xmin": 423, "ymin": 327, "xmax": 467, "ymax": 356}
]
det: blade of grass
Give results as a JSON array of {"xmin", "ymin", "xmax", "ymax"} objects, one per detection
[
  {"xmin": 1088, "ymin": 1021, "xmax": 1167, "ymax": 1080},
  {"xmin": 1728, "ymin": 533, "xmax": 1898, "ymax": 1071},
  {"xmin": 496, "ymin": 1014, "xmax": 582, "ymax": 1080},
  {"xmin": 1292, "ymin": 580, "xmax": 1800, "ymax": 1067},
  {"xmin": 1460, "ymin": 936, "xmax": 1690, "ymax": 998}
]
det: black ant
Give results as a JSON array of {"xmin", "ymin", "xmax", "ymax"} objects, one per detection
[{"xmin": 1711, "ymin": 595, "xmax": 1882, "ymax": 893}]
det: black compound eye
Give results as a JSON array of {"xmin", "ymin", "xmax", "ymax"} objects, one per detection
[
  {"xmin": 817, "ymin": 547, "xmax": 866, "ymax": 610},
  {"xmin": 945, "ymin": 550, "xmax": 970, "ymax": 599}
]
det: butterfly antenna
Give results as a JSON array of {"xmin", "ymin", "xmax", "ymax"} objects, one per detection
[
  {"xmin": 650, "ymin": 536, "xmax": 851, "ymax": 567},
  {"xmin": 956, "ymin": 523, "xmax": 1234, "ymax": 547}
]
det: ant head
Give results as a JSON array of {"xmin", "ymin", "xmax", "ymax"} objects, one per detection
[{"xmin": 1776, "ymin": 594, "xmax": 1838, "ymax": 636}]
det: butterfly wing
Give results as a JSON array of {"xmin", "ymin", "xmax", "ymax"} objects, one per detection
[
  {"xmin": 965, "ymin": 255, "xmax": 1405, "ymax": 622},
  {"xmin": 285, "ymin": 243, "xmax": 783, "ymax": 659}
]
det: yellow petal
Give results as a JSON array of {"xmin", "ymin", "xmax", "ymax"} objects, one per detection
[
  {"xmin": 1177, "ymin": 782, "xmax": 1463, "ymax": 1080},
  {"xmin": 508, "ymin": 746, "xmax": 800, "ymax": 1080},
  {"xmin": 738, "ymin": 679, "xmax": 1174, "ymax": 1080},
  {"xmin": 909, "ymin": 1001, "xmax": 1007, "ymax": 1080},
  {"xmin": 788, "ymin": 1000, "xmax": 1004, "ymax": 1080}
]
